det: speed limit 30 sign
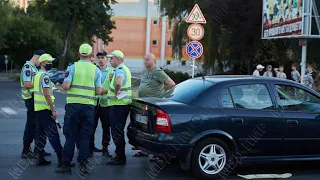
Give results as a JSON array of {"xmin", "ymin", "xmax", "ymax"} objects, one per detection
[{"xmin": 187, "ymin": 24, "xmax": 205, "ymax": 41}]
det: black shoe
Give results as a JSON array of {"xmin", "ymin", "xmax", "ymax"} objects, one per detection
[
  {"xmin": 78, "ymin": 161, "xmax": 90, "ymax": 175},
  {"xmin": 58, "ymin": 162, "xmax": 75, "ymax": 168},
  {"xmin": 44, "ymin": 151, "xmax": 51, "ymax": 157},
  {"xmin": 93, "ymin": 147, "xmax": 102, "ymax": 152},
  {"xmin": 102, "ymin": 148, "xmax": 112, "ymax": 158},
  {"xmin": 55, "ymin": 163, "xmax": 71, "ymax": 174},
  {"xmin": 36, "ymin": 151, "xmax": 51, "ymax": 166},
  {"xmin": 21, "ymin": 150, "xmax": 34, "ymax": 159},
  {"xmin": 106, "ymin": 155, "xmax": 126, "ymax": 165}
]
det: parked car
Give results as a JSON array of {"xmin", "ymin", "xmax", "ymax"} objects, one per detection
[
  {"xmin": 47, "ymin": 68, "xmax": 57, "ymax": 77},
  {"xmin": 127, "ymin": 75, "xmax": 320, "ymax": 179},
  {"xmin": 50, "ymin": 71, "xmax": 65, "ymax": 85}
]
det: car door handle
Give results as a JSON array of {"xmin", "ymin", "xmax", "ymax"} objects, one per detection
[
  {"xmin": 287, "ymin": 120, "xmax": 298, "ymax": 125},
  {"xmin": 232, "ymin": 118, "xmax": 244, "ymax": 123}
]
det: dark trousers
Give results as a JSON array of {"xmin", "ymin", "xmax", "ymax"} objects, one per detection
[
  {"xmin": 110, "ymin": 105, "xmax": 129, "ymax": 157},
  {"xmin": 62, "ymin": 103, "xmax": 94, "ymax": 163},
  {"xmin": 35, "ymin": 110, "xmax": 62, "ymax": 155},
  {"xmin": 91, "ymin": 104, "xmax": 111, "ymax": 151},
  {"xmin": 23, "ymin": 97, "xmax": 36, "ymax": 149}
]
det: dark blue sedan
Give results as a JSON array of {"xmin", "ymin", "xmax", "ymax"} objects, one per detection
[
  {"xmin": 127, "ymin": 75, "xmax": 320, "ymax": 179},
  {"xmin": 50, "ymin": 72, "xmax": 65, "ymax": 85}
]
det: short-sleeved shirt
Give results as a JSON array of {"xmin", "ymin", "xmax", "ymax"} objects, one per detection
[
  {"xmin": 114, "ymin": 63, "xmax": 127, "ymax": 86},
  {"xmin": 38, "ymin": 70, "xmax": 51, "ymax": 88},
  {"xmin": 252, "ymin": 70, "xmax": 260, "ymax": 76},
  {"xmin": 263, "ymin": 71, "xmax": 273, "ymax": 77},
  {"xmin": 64, "ymin": 60, "xmax": 102, "ymax": 88},
  {"xmin": 22, "ymin": 61, "xmax": 38, "ymax": 82},
  {"xmin": 277, "ymin": 72, "xmax": 287, "ymax": 79},
  {"xmin": 99, "ymin": 66, "xmax": 110, "ymax": 84},
  {"xmin": 138, "ymin": 68, "xmax": 170, "ymax": 98},
  {"xmin": 291, "ymin": 70, "xmax": 300, "ymax": 81}
]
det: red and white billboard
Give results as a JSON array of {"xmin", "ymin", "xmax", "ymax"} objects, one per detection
[{"xmin": 262, "ymin": 0, "xmax": 304, "ymax": 39}]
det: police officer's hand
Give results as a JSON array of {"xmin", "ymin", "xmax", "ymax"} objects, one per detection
[{"xmin": 51, "ymin": 111, "xmax": 57, "ymax": 120}]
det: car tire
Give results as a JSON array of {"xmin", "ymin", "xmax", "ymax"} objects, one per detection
[{"xmin": 191, "ymin": 138, "xmax": 234, "ymax": 180}]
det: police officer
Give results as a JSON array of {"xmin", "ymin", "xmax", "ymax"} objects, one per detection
[
  {"xmin": 20, "ymin": 50, "xmax": 51, "ymax": 159},
  {"xmin": 91, "ymin": 50, "xmax": 112, "ymax": 158},
  {"xmin": 106, "ymin": 50, "xmax": 132, "ymax": 165},
  {"xmin": 55, "ymin": 44, "xmax": 102, "ymax": 174},
  {"xmin": 33, "ymin": 54, "xmax": 63, "ymax": 168}
]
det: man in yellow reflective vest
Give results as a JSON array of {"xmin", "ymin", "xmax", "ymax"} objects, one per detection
[
  {"xmin": 90, "ymin": 50, "xmax": 112, "ymax": 158},
  {"xmin": 106, "ymin": 50, "xmax": 132, "ymax": 166},
  {"xmin": 33, "ymin": 54, "xmax": 64, "ymax": 169},
  {"xmin": 20, "ymin": 50, "xmax": 51, "ymax": 159},
  {"xmin": 55, "ymin": 44, "xmax": 102, "ymax": 174}
]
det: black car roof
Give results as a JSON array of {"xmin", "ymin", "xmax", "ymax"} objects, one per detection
[{"xmin": 194, "ymin": 75, "xmax": 292, "ymax": 84}]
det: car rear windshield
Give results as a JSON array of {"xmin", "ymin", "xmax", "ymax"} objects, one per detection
[{"xmin": 159, "ymin": 79, "xmax": 214, "ymax": 103}]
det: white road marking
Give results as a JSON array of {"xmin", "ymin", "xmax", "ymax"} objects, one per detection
[{"xmin": 1, "ymin": 107, "xmax": 17, "ymax": 115}]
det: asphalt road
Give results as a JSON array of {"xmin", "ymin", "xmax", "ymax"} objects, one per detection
[{"xmin": 0, "ymin": 80, "xmax": 320, "ymax": 180}]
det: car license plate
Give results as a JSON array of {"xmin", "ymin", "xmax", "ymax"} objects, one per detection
[{"xmin": 136, "ymin": 114, "xmax": 148, "ymax": 124}]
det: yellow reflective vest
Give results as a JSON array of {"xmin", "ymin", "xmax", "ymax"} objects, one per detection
[
  {"xmin": 107, "ymin": 64, "xmax": 132, "ymax": 106},
  {"xmin": 66, "ymin": 61, "xmax": 97, "ymax": 105},
  {"xmin": 100, "ymin": 67, "xmax": 114, "ymax": 107},
  {"xmin": 33, "ymin": 71, "xmax": 55, "ymax": 111}
]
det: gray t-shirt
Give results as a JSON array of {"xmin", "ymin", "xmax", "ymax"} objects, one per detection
[
  {"xmin": 263, "ymin": 71, "xmax": 273, "ymax": 77},
  {"xmin": 291, "ymin": 70, "xmax": 300, "ymax": 81},
  {"xmin": 277, "ymin": 72, "xmax": 287, "ymax": 79}
]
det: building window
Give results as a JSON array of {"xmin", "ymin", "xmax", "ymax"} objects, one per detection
[
  {"xmin": 152, "ymin": 40, "xmax": 158, "ymax": 46},
  {"xmin": 167, "ymin": 41, "xmax": 172, "ymax": 46},
  {"xmin": 168, "ymin": 20, "xmax": 172, "ymax": 27},
  {"xmin": 153, "ymin": 20, "xmax": 158, "ymax": 25}
]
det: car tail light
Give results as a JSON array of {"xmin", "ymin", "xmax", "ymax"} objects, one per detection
[{"xmin": 155, "ymin": 109, "xmax": 171, "ymax": 133}]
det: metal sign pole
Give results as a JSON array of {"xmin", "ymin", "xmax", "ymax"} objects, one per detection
[
  {"xmin": 4, "ymin": 55, "xmax": 8, "ymax": 74},
  {"xmin": 301, "ymin": 44, "xmax": 307, "ymax": 84},
  {"xmin": 300, "ymin": 0, "xmax": 312, "ymax": 84},
  {"xmin": 11, "ymin": 60, "xmax": 13, "ymax": 75},
  {"xmin": 192, "ymin": 58, "xmax": 195, "ymax": 78}
]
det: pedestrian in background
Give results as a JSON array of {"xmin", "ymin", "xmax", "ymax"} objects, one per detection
[
  {"xmin": 303, "ymin": 68, "xmax": 314, "ymax": 89},
  {"xmin": 275, "ymin": 65, "xmax": 287, "ymax": 79},
  {"xmin": 33, "ymin": 54, "xmax": 63, "ymax": 168},
  {"xmin": 91, "ymin": 50, "xmax": 112, "ymax": 158},
  {"xmin": 55, "ymin": 44, "xmax": 102, "ymax": 174},
  {"xmin": 291, "ymin": 63, "xmax": 301, "ymax": 82},
  {"xmin": 20, "ymin": 50, "xmax": 51, "ymax": 159},
  {"xmin": 253, "ymin": 64, "xmax": 264, "ymax": 76},
  {"xmin": 263, "ymin": 65, "xmax": 274, "ymax": 77},
  {"xmin": 132, "ymin": 53, "xmax": 175, "ymax": 159},
  {"xmin": 106, "ymin": 50, "xmax": 132, "ymax": 165}
]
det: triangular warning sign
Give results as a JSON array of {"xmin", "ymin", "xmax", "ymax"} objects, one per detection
[{"xmin": 186, "ymin": 4, "xmax": 206, "ymax": 24}]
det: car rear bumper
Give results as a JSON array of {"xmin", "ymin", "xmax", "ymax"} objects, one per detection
[{"xmin": 127, "ymin": 124, "xmax": 192, "ymax": 162}]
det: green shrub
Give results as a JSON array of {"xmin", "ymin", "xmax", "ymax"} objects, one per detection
[{"xmin": 163, "ymin": 69, "xmax": 190, "ymax": 84}]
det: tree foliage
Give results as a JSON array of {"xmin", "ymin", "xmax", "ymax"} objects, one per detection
[
  {"xmin": 0, "ymin": 1, "xmax": 62, "ymax": 68},
  {"xmin": 158, "ymin": 0, "xmax": 320, "ymax": 75},
  {"xmin": 28, "ymin": 0, "xmax": 116, "ymax": 69}
]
